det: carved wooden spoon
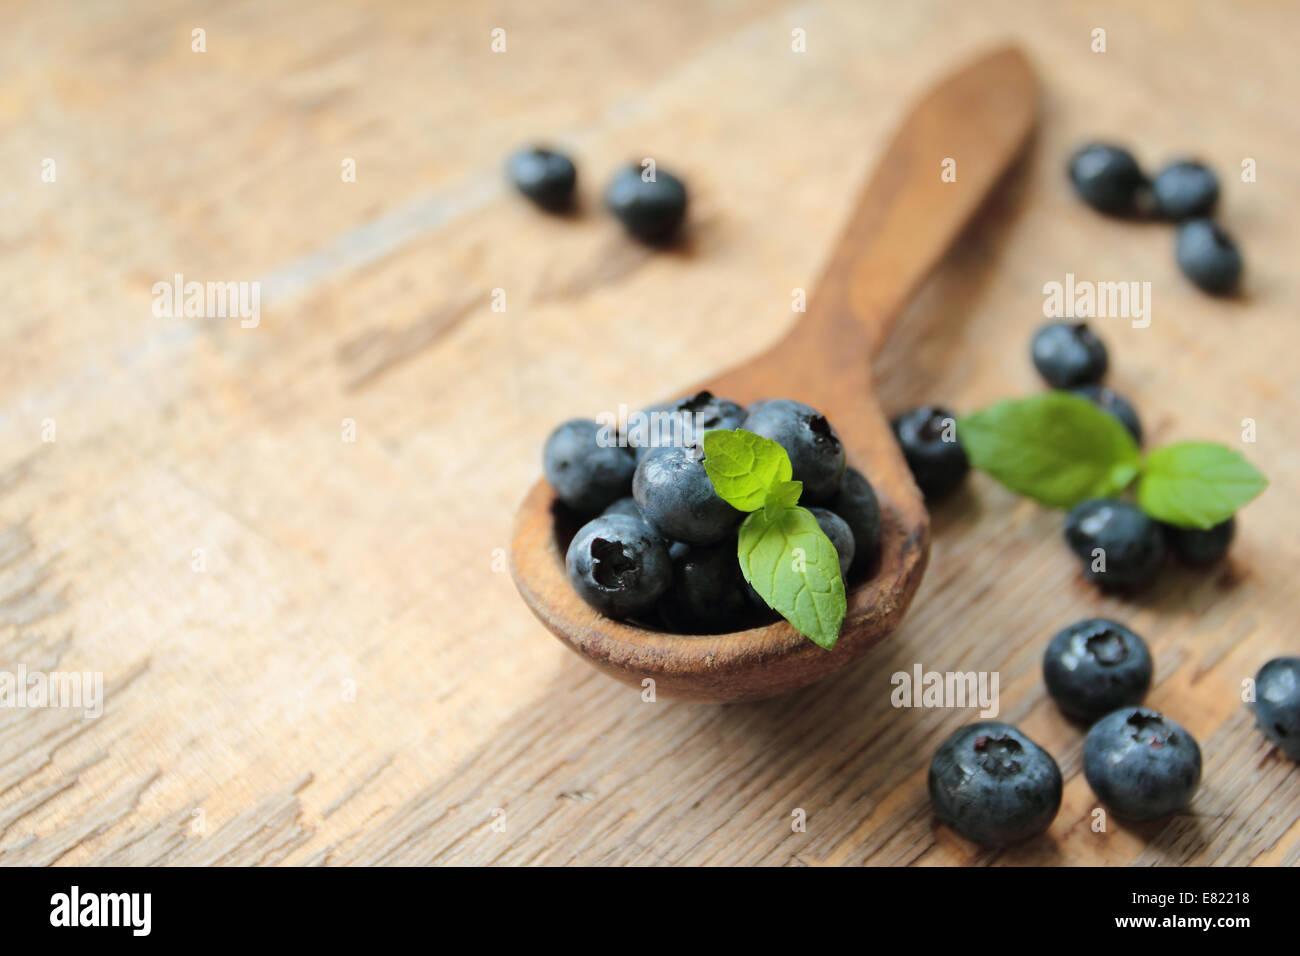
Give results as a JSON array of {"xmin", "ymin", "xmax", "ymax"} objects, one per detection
[{"xmin": 512, "ymin": 47, "xmax": 1036, "ymax": 703}]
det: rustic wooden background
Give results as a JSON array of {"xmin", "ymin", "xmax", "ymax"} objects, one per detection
[{"xmin": 2, "ymin": 0, "xmax": 1297, "ymax": 866}]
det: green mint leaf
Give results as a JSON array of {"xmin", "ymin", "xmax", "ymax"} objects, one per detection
[
  {"xmin": 957, "ymin": 393, "xmax": 1141, "ymax": 508},
  {"xmin": 1136, "ymin": 441, "xmax": 1267, "ymax": 529},
  {"xmin": 764, "ymin": 480, "xmax": 803, "ymax": 519},
  {"xmin": 738, "ymin": 505, "xmax": 846, "ymax": 650},
  {"xmin": 701, "ymin": 428, "xmax": 792, "ymax": 512}
]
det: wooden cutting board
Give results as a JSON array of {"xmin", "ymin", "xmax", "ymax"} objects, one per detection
[{"xmin": 2, "ymin": 0, "xmax": 1297, "ymax": 866}]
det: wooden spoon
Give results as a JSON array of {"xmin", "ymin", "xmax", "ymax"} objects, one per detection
[{"xmin": 512, "ymin": 46, "xmax": 1036, "ymax": 703}]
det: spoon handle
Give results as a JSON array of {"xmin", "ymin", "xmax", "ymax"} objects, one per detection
[{"xmin": 800, "ymin": 46, "xmax": 1037, "ymax": 357}]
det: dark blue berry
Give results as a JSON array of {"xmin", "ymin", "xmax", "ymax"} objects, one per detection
[
  {"xmin": 602, "ymin": 496, "xmax": 644, "ymax": 520},
  {"xmin": 1071, "ymin": 384, "xmax": 1142, "ymax": 444},
  {"xmin": 1064, "ymin": 499, "xmax": 1166, "ymax": 589},
  {"xmin": 891, "ymin": 405, "xmax": 968, "ymax": 500},
  {"xmin": 507, "ymin": 146, "xmax": 576, "ymax": 211},
  {"xmin": 929, "ymin": 722, "xmax": 1063, "ymax": 847},
  {"xmin": 807, "ymin": 507, "xmax": 854, "ymax": 580},
  {"xmin": 1032, "ymin": 321, "xmax": 1108, "ymax": 388},
  {"xmin": 1043, "ymin": 619, "xmax": 1153, "ymax": 722},
  {"xmin": 828, "ymin": 467, "xmax": 881, "ymax": 575},
  {"xmin": 1252, "ymin": 657, "xmax": 1300, "ymax": 760},
  {"xmin": 657, "ymin": 540, "xmax": 749, "ymax": 633},
  {"xmin": 633, "ymin": 445, "xmax": 741, "ymax": 546},
  {"xmin": 544, "ymin": 419, "xmax": 635, "ymax": 515},
  {"xmin": 744, "ymin": 399, "xmax": 846, "ymax": 503},
  {"xmin": 1163, "ymin": 516, "xmax": 1234, "ymax": 565},
  {"xmin": 565, "ymin": 514, "xmax": 671, "ymax": 619},
  {"xmin": 1083, "ymin": 708, "xmax": 1202, "ymax": 820},
  {"xmin": 1176, "ymin": 218, "xmax": 1242, "ymax": 295},
  {"xmin": 1068, "ymin": 143, "xmax": 1147, "ymax": 215},
  {"xmin": 1151, "ymin": 160, "xmax": 1219, "ymax": 220},
  {"xmin": 628, "ymin": 391, "xmax": 745, "ymax": 461},
  {"xmin": 605, "ymin": 164, "xmax": 688, "ymax": 243}
]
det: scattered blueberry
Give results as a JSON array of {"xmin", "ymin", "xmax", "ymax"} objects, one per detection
[
  {"xmin": 929, "ymin": 722, "xmax": 1063, "ymax": 847},
  {"xmin": 744, "ymin": 399, "xmax": 846, "ymax": 503},
  {"xmin": 828, "ymin": 467, "xmax": 881, "ymax": 575},
  {"xmin": 1175, "ymin": 218, "xmax": 1242, "ymax": 295},
  {"xmin": 1163, "ymin": 516, "xmax": 1235, "ymax": 565},
  {"xmin": 1083, "ymin": 708, "xmax": 1202, "ymax": 820},
  {"xmin": 1031, "ymin": 321, "xmax": 1108, "ymax": 389},
  {"xmin": 565, "ymin": 514, "xmax": 671, "ymax": 619},
  {"xmin": 891, "ymin": 405, "xmax": 969, "ymax": 500},
  {"xmin": 633, "ymin": 445, "xmax": 741, "ymax": 546},
  {"xmin": 657, "ymin": 540, "xmax": 750, "ymax": 633},
  {"xmin": 544, "ymin": 419, "xmax": 636, "ymax": 514},
  {"xmin": 1151, "ymin": 160, "xmax": 1219, "ymax": 220},
  {"xmin": 507, "ymin": 146, "xmax": 577, "ymax": 211},
  {"xmin": 605, "ymin": 164, "xmax": 688, "ymax": 243},
  {"xmin": 628, "ymin": 391, "xmax": 746, "ymax": 461},
  {"xmin": 1068, "ymin": 143, "xmax": 1147, "ymax": 215},
  {"xmin": 1071, "ymin": 384, "xmax": 1143, "ymax": 444},
  {"xmin": 808, "ymin": 507, "xmax": 854, "ymax": 580},
  {"xmin": 1252, "ymin": 657, "xmax": 1300, "ymax": 760},
  {"xmin": 1043, "ymin": 619, "xmax": 1153, "ymax": 723},
  {"xmin": 1064, "ymin": 499, "xmax": 1166, "ymax": 589}
]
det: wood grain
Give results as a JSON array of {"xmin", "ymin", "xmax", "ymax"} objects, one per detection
[{"xmin": 2, "ymin": 0, "xmax": 1298, "ymax": 866}]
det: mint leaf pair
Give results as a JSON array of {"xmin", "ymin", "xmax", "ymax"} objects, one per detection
[
  {"xmin": 701, "ymin": 430, "xmax": 846, "ymax": 649},
  {"xmin": 957, "ymin": 393, "xmax": 1266, "ymax": 528}
]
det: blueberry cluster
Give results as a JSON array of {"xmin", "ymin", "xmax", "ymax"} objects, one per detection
[
  {"xmin": 1026, "ymin": 321, "xmax": 1236, "ymax": 588},
  {"xmin": 507, "ymin": 146, "xmax": 688, "ymax": 244},
  {"xmin": 1068, "ymin": 143, "xmax": 1242, "ymax": 295},
  {"xmin": 543, "ymin": 393, "xmax": 881, "ymax": 633},
  {"xmin": 932, "ymin": 617, "xmax": 1202, "ymax": 846}
]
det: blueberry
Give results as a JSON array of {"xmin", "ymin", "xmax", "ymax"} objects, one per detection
[
  {"xmin": 507, "ymin": 146, "xmax": 576, "ymax": 212},
  {"xmin": 1175, "ymin": 218, "xmax": 1242, "ymax": 295},
  {"xmin": 890, "ymin": 405, "xmax": 969, "ymax": 500},
  {"xmin": 928, "ymin": 722, "xmax": 1063, "ymax": 847},
  {"xmin": 1151, "ymin": 160, "xmax": 1219, "ymax": 220},
  {"xmin": 807, "ymin": 507, "xmax": 854, "ymax": 581},
  {"xmin": 602, "ymin": 496, "xmax": 644, "ymax": 520},
  {"xmin": 827, "ymin": 467, "xmax": 881, "ymax": 575},
  {"xmin": 1031, "ymin": 321, "xmax": 1108, "ymax": 388},
  {"xmin": 605, "ymin": 164, "xmax": 688, "ymax": 243},
  {"xmin": 633, "ymin": 445, "xmax": 741, "ymax": 546},
  {"xmin": 741, "ymin": 575, "xmax": 779, "ymax": 623},
  {"xmin": 544, "ymin": 419, "xmax": 636, "ymax": 515},
  {"xmin": 657, "ymin": 541, "xmax": 749, "ymax": 633},
  {"xmin": 1070, "ymin": 384, "xmax": 1142, "ymax": 444},
  {"xmin": 1252, "ymin": 657, "xmax": 1300, "ymax": 760},
  {"xmin": 1163, "ymin": 516, "xmax": 1235, "ymax": 565},
  {"xmin": 565, "ymin": 514, "xmax": 671, "ymax": 619},
  {"xmin": 1068, "ymin": 143, "xmax": 1147, "ymax": 215},
  {"xmin": 628, "ymin": 391, "xmax": 745, "ymax": 461},
  {"xmin": 744, "ymin": 399, "xmax": 846, "ymax": 503},
  {"xmin": 1043, "ymin": 619, "xmax": 1153, "ymax": 723},
  {"xmin": 1064, "ymin": 499, "xmax": 1166, "ymax": 589},
  {"xmin": 1083, "ymin": 708, "xmax": 1202, "ymax": 820}
]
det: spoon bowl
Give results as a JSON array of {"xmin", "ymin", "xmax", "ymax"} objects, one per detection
[{"xmin": 512, "ymin": 46, "xmax": 1037, "ymax": 702}]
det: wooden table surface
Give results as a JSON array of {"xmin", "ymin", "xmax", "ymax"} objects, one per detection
[{"xmin": 3, "ymin": 0, "xmax": 1298, "ymax": 866}]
